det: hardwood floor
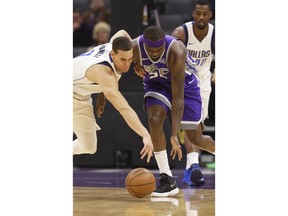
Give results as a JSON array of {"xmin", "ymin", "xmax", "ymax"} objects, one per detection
[
  {"xmin": 74, "ymin": 187, "xmax": 215, "ymax": 216},
  {"xmin": 73, "ymin": 168, "xmax": 215, "ymax": 215}
]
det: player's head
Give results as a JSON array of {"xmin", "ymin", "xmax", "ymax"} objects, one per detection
[
  {"xmin": 111, "ymin": 36, "xmax": 133, "ymax": 73},
  {"xmin": 192, "ymin": 0, "xmax": 212, "ymax": 30},
  {"xmin": 143, "ymin": 26, "xmax": 165, "ymax": 61}
]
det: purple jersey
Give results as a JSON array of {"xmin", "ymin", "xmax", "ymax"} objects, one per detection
[{"xmin": 137, "ymin": 35, "xmax": 203, "ymax": 129}]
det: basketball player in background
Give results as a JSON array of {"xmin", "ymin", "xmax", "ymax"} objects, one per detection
[
  {"xmin": 172, "ymin": 0, "xmax": 215, "ymax": 186},
  {"xmin": 132, "ymin": 26, "xmax": 215, "ymax": 197},
  {"xmin": 73, "ymin": 29, "xmax": 154, "ymax": 163}
]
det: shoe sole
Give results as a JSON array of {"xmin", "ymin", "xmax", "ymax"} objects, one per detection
[
  {"xmin": 151, "ymin": 187, "xmax": 179, "ymax": 197},
  {"xmin": 190, "ymin": 168, "xmax": 203, "ymax": 183}
]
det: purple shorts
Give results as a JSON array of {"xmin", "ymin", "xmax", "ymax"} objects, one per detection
[{"xmin": 144, "ymin": 74, "xmax": 202, "ymax": 130}]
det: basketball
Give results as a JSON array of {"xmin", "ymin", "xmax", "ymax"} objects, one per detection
[{"xmin": 125, "ymin": 167, "xmax": 156, "ymax": 198}]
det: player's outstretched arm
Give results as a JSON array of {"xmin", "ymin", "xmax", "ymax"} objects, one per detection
[
  {"xmin": 102, "ymin": 82, "xmax": 154, "ymax": 163},
  {"xmin": 167, "ymin": 41, "xmax": 187, "ymax": 161},
  {"xmin": 87, "ymin": 64, "xmax": 154, "ymax": 162}
]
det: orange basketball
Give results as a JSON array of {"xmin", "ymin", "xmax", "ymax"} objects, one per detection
[{"xmin": 125, "ymin": 167, "xmax": 156, "ymax": 198}]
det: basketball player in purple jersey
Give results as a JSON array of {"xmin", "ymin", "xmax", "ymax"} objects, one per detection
[
  {"xmin": 132, "ymin": 26, "xmax": 215, "ymax": 197},
  {"xmin": 172, "ymin": 0, "xmax": 215, "ymax": 187}
]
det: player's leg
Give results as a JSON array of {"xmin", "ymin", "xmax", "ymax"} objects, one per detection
[
  {"xmin": 145, "ymin": 97, "xmax": 179, "ymax": 197},
  {"xmin": 184, "ymin": 126, "xmax": 215, "ymax": 185},
  {"xmin": 185, "ymin": 125, "xmax": 215, "ymax": 154},
  {"xmin": 192, "ymin": 73, "xmax": 214, "ymax": 153},
  {"xmin": 183, "ymin": 81, "xmax": 212, "ymax": 186},
  {"xmin": 182, "ymin": 72, "xmax": 211, "ymax": 186},
  {"xmin": 181, "ymin": 74, "xmax": 213, "ymax": 186},
  {"xmin": 73, "ymin": 97, "xmax": 100, "ymax": 154},
  {"xmin": 183, "ymin": 133, "xmax": 205, "ymax": 186},
  {"xmin": 73, "ymin": 130, "xmax": 97, "ymax": 154},
  {"xmin": 183, "ymin": 125, "xmax": 215, "ymax": 186}
]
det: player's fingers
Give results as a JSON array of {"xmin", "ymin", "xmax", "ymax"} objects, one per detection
[
  {"xmin": 140, "ymin": 146, "xmax": 149, "ymax": 159},
  {"xmin": 97, "ymin": 111, "xmax": 102, "ymax": 118},
  {"xmin": 96, "ymin": 110, "xmax": 100, "ymax": 118},
  {"xmin": 149, "ymin": 151, "xmax": 153, "ymax": 161},
  {"xmin": 170, "ymin": 149, "xmax": 176, "ymax": 160},
  {"xmin": 140, "ymin": 152, "xmax": 146, "ymax": 160},
  {"xmin": 178, "ymin": 149, "xmax": 183, "ymax": 161},
  {"xmin": 140, "ymin": 145, "xmax": 146, "ymax": 155},
  {"xmin": 146, "ymin": 149, "xmax": 153, "ymax": 163},
  {"xmin": 146, "ymin": 152, "xmax": 152, "ymax": 163}
]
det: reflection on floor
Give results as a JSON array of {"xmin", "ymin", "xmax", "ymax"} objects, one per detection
[{"xmin": 73, "ymin": 168, "xmax": 215, "ymax": 216}]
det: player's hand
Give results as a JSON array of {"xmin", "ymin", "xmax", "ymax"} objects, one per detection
[
  {"xmin": 170, "ymin": 135, "xmax": 183, "ymax": 161},
  {"xmin": 133, "ymin": 63, "xmax": 146, "ymax": 78},
  {"xmin": 95, "ymin": 93, "xmax": 106, "ymax": 118},
  {"xmin": 140, "ymin": 135, "xmax": 154, "ymax": 163}
]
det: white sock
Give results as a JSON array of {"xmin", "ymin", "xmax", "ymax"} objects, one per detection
[
  {"xmin": 186, "ymin": 152, "xmax": 199, "ymax": 169},
  {"xmin": 154, "ymin": 150, "xmax": 173, "ymax": 176}
]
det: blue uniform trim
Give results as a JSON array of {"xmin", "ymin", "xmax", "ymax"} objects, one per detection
[{"xmin": 98, "ymin": 61, "xmax": 113, "ymax": 70}]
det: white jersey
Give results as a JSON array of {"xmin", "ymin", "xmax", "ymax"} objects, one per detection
[
  {"xmin": 184, "ymin": 21, "xmax": 215, "ymax": 78},
  {"xmin": 184, "ymin": 21, "xmax": 215, "ymax": 120},
  {"xmin": 73, "ymin": 43, "xmax": 122, "ymax": 99}
]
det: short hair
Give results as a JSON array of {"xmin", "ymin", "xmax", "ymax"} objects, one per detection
[
  {"xmin": 143, "ymin": 26, "xmax": 165, "ymax": 41},
  {"xmin": 112, "ymin": 36, "xmax": 132, "ymax": 53},
  {"xmin": 193, "ymin": 0, "xmax": 212, "ymax": 11},
  {"xmin": 92, "ymin": 21, "xmax": 111, "ymax": 40}
]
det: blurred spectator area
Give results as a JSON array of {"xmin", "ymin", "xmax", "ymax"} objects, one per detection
[
  {"xmin": 73, "ymin": 0, "xmax": 90, "ymax": 13},
  {"xmin": 73, "ymin": 0, "xmax": 111, "ymax": 48},
  {"xmin": 73, "ymin": 0, "xmax": 215, "ymax": 51},
  {"xmin": 74, "ymin": 0, "xmax": 110, "ymax": 13}
]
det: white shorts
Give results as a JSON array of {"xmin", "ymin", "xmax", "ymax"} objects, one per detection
[
  {"xmin": 73, "ymin": 95, "xmax": 101, "ymax": 133},
  {"xmin": 198, "ymin": 71, "xmax": 212, "ymax": 120}
]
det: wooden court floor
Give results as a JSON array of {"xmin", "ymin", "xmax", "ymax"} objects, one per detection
[{"xmin": 73, "ymin": 168, "xmax": 215, "ymax": 216}]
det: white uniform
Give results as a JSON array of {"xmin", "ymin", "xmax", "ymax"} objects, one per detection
[
  {"xmin": 73, "ymin": 43, "xmax": 121, "ymax": 153},
  {"xmin": 184, "ymin": 21, "xmax": 215, "ymax": 120}
]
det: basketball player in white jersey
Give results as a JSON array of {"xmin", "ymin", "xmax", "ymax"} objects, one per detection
[
  {"xmin": 172, "ymin": 0, "xmax": 215, "ymax": 186},
  {"xmin": 73, "ymin": 30, "xmax": 154, "ymax": 163}
]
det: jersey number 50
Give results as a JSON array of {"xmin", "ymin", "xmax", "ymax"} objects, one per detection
[{"xmin": 148, "ymin": 68, "xmax": 169, "ymax": 80}]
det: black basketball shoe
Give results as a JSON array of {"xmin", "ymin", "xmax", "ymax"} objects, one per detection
[{"xmin": 151, "ymin": 173, "xmax": 179, "ymax": 197}]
